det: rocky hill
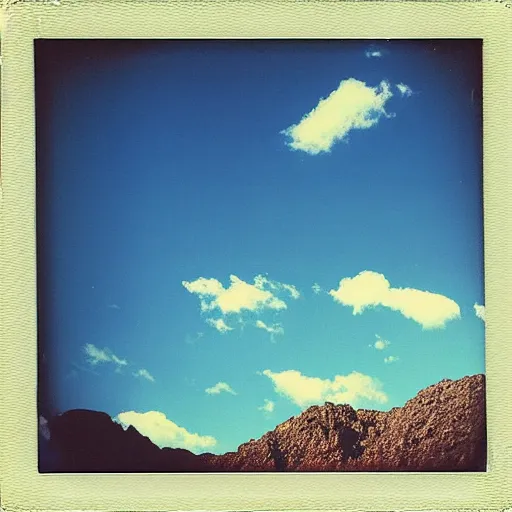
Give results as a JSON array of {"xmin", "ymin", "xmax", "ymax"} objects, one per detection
[{"xmin": 40, "ymin": 373, "xmax": 486, "ymax": 472}]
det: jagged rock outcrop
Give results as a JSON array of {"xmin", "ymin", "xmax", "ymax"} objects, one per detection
[{"xmin": 40, "ymin": 374, "xmax": 486, "ymax": 472}]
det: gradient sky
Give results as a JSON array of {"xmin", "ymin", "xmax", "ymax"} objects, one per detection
[{"xmin": 36, "ymin": 39, "xmax": 484, "ymax": 455}]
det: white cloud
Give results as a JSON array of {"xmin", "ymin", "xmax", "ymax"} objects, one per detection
[
  {"xmin": 474, "ymin": 303, "xmax": 485, "ymax": 322},
  {"xmin": 116, "ymin": 411, "xmax": 216, "ymax": 453},
  {"xmin": 365, "ymin": 50, "xmax": 382, "ymax": 58},
  {"xmin": 329, "ymin": 271, "xmax": 460, "ymax": 329},
  {"xmin": 255, "ymin": 320, "xmax": 284, "ymax": 336},
  {"xmin": 258, "ymin": 399, "xmax": 275, "ymax": 413},
  {"xmin": 312, "ymin": 283, "xmax": 322, "ymax": 294},
  {"xmin": 107, "ymin": 304, "xmax": 121, "ymax": 310},
  {"xmin": 262, "ymin": 369, "xmax": 388, "ymax": 409},
  {"xmin": 182, "ymin": 274, "xmax": 298, "ymax": 315},
  {"xmin": 83, "ymin": 343, "xmax": 128, "ymax": 367},
  {"xmin": 281, "ymin": 78, "xmax": 394, "ymax": 155},
  {"xmin": 396, "ymin": 83, "xmax": 413, "ymax": 97},
  {"xmin": 207, "ymin": 318, "xmax": 233, "ymax": 333},
  {"xmin": 384, "ymin": 355, "xmax": 399, "ymax": 364},
  {"xmin": 205, "ymin": 381, "xmax": 237, "ymax": 395},
  {"xmin": 374, "ymin": 335, "xmax": 390, "ymax": 350},
  {"xmin": 133, "ymin": 368, "xmax": 155, "ymax": 382}
]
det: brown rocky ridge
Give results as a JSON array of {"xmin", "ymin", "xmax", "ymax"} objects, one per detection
[{"xmin": 40, "ymin": 373, "xmax": 486, "ymax": 472}]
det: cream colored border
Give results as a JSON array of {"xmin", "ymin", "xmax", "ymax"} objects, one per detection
[{"xmin": 1, "ymin": 1, "xmax": 511, "ymax": 511}]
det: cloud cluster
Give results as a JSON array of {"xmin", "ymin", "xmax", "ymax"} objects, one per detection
[
  {"xmin": 116, "ymin": 411, "xmax": 216, "ymax": 453},
  {"xmin": 384, "ymin": 355, "xmax": 399, "ymax": 364},
  {"xmin": 84, "ymin": 343, "xmax": 127, "ymax": 367},
  {"xmin": 262, "ymin": 369, "xmax": 388, "ymax": 409},
  {"xmin": 281, "ymin": 78, "xmax": 395, "ymax": 154},
  {"xmin": 329, "ymin": 271, "xmax": 460, "ymax": 329},
  {"xmin": 205, "ymin": 381, "xmax": 237, "ymax": 395},
  {"xmin": 182, "ymin": 274, "xmax": 299, "ymax": 315},
  {"xmin": 183, "ymin": 274, "xmax": 300, "ymax": 334},
  {"xmin": 474, "ymin": 303, "xmax": 485, "ymax": 322}
]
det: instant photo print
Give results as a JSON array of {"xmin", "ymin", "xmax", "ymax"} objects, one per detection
[{"xmin": 1, "ymin": 1, "xmax": 511, "ymax": 511}]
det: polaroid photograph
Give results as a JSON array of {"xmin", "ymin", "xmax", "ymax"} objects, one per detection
[
  {"xmin": 35, "ymin": 37, "xmax": 486, "ymax": 475},
  {"xmin": 1, "ymin": 2, "xmax": 511, "ymax": 511}
]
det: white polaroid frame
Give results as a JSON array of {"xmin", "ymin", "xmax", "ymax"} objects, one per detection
[{"xmin": 1, "ymin": 1, "xmax": 511, "ymax": 511}]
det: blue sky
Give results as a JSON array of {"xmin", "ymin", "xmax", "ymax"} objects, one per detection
[{"xmin": 36, "ymin": 40, "xmax": 484, "ymax": 455}]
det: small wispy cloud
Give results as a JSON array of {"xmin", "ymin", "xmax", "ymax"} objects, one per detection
[
  {"xmin": 255, "ymin": 320, "xmax": 284, "ymax": 337},
  {"xmin": 133, "ymin": 368, "xmax": 155, "ymax": 382},
  {"xmin": 312, "ymin": 283, "xmax": 323, "ymax": 294},
  {"xmin": 258, "ymin": 399, "xmax": 275, "ymax": 413},
  {"xmin": 83, "ymin": 343, "xmax": 128, "ymax": 368},
  {"xmin": 474, "ymin": 303, "xmax": 485, "ymax": 322},
  {"xmin": 384, "ymin": 355, "xmax": 399, "ymax": 364},
  {"xmin": 207, "ymin": 318, "xmax": 233, "ymax": 333},
  {"xmin": 205, "ymin": 381, "xmax": 237, "ymax": 396},
  {"xmin": 365, "ymin": 50, "xmax": 382, "ymax": 58},
  {"xmin": 281, "ymin": 78, "xmax": 395, "ymax": 154},
  {"xmin": 374, "ymin": 335, "xmax": 390, "ymax": 350},
  {"xmin": 396, "ymin": 83, "xmax": 413, "ymax": 97},
  {"xmin": 329, "ymin": 270, "xmax": 460, "ymax": 329},
  {"xmin": 107, "ymin": 304, "xmax": 121, "ymax": 310}
]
